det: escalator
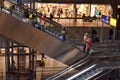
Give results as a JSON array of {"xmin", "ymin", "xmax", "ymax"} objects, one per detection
[
  {"xmin": 67, "ymin": 57, "xmax": 120, "ymax": 80},
  {"xmin": 0, "ymin": 10, "xmax": 87, "ymax": 66},
  {"xmin": 47, "ymin": 49, "xmax": 120, "ymax": 80},
  {"xmin": 2, "ymin": 5, "xmax": 120, "ymax": 80},
  {"xmin": 90, "ymin": 69, "xmax": 120, "ymax": 80},
  {"xmin": 46, "ymin": 56, "xmax": 104, "ymax": 80}
]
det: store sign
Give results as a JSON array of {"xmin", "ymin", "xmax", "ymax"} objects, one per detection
[
  {"xmin": 101, "ymin": 15, "xmax": 110, "ymax": 24},
  {"xmin": 110, "ymin": 18, "xmax": 117, "ymax": 27}
]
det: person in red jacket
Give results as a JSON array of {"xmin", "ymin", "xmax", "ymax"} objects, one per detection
[{"xmin": 85, "ymin": 33, "xmax": 92, "ymax": 54}]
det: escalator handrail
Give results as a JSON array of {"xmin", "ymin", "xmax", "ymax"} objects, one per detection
[
  {"xmin": 46, "ymin": 55, "xmax": 89, "ymax": 80},
  {"xmin": 93, "ymin": 69, "xmax": 114, "ymax": 80},
  {"xmin": 66, "ymin": 64, "xmax": 97, "ymax": 80},
  {"xmin": 71, "ymin": 58, "xmax": 120, "ymax": 80}
]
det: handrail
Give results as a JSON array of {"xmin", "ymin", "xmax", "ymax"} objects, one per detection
[
  {"xmin": 93, "ymin": 69, "xmax": 114, "ymax": 80},
  {"xmin": 47, "ymin": 56, "xmax": 108, "ymax": 80},
  {"xmin": 46, "ymin": 55, "xmax": 89, "ymax": 80},
  {"xmin": 65, "ymin": 57, "xmax": 120, "ymax": 80},
  {"xmin": 67, "ymin": 64, "xmax": 97, "ymax": 80}
]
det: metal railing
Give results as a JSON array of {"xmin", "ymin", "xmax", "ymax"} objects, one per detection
[
  {"xmin": 36, "ymin": 67, "xmax": 66, "ymax": 80},
  {"xmin": 46, "ymin": 55, "xmax": 89, "ymax": 80}
]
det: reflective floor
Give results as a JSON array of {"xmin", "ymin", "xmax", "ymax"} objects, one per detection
[
  {"xmin": 0, "ymin": 53, "xmax": 67, "ymax": 80},
  {"xmin": 54, "ymin": 19, "xmax": 109, "ymax": 27}
]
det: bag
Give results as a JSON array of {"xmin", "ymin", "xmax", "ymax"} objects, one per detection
[
  {"xmin": 61, "ymin": 30, "xmax": 66, "ymax": 34},
  {"xmin": 60, "ymin": 35, "xmax": 65, "ymax": 41},
  {"xmin": 29, "ymin": 14, "xmax": 33, "ymax": 19},
  {"xmin": 39, "ymin": 60, "xmax": 45, "ymax": 67}
]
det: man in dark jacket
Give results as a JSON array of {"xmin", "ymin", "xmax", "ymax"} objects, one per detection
[{"xmin": 91, "ymin": 27, "xmax": 99, "ymax": 42}]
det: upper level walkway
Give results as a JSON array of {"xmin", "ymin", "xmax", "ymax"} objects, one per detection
[{"xmin": 53, "ymin": 18, "xmax": 110, "ymax": 27}]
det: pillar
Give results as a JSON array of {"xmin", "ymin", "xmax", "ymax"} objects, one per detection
[
  {"xmin": 109, "ymin": 0, "xmax": 118, "ymax": 19},
  {"xmin": 30, "ymin": 2, "xmax": 35, "ymax": 9},
  {"xmin": 109, "ymin": 0, "xmax": 120, "ymax": 40},
  {"xmin": 6, "ymin": 42, "xmax": 36, "ymax": 80},
  {"xmin": 73, "ymin": 4, "xmax": 77, "ymax": 22}
]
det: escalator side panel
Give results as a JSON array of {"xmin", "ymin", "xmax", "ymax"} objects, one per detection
[{"xmin": 0, "ymin": 11, "xmax": 86, "ymax": 65}]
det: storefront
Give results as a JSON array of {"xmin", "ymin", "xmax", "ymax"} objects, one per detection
[
  {"xmin": 2, "ymin": 0, "xmax": 13, "ymax": 9},
  {"xmin": 3, "ymin": 0, "xmax": 113, "ymax": 18},
  {"xmin": 33, "ymin": 3, "xmax": 113, "ymax": 18}
]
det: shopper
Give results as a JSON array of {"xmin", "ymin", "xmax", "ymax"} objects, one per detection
[
  {"xmin": 50, "ymin": 13, "xmax": 54, "ymax": 20},
  {"xmin": 91, "ymin": 27, "xmax": 98, "ymax": 42},
  {"xmin": 23, "ymin": 9, "xmax": 29, "ymax": 23},
  {"xmin": 85, "ymin": 33, "xmax": 92, "ymax": 54},
  {"xmin": 83, "ymin": 32, "xmax": 88, "ymax": 52},
  {"xmin": 40, "ymin": 53, "xmax": 46, "ymax": 67},
  {"xmin": 9, "ymin": 4, "xmax": 15, "ymax": 15},
  {"xmin": 31, "ymin": 14, "xmax": 38, "ymax": 27},
  {"xmin": 106, "ymin": 27, "xmax": 113, "ymax": 42},
  {"xmin": 60, "ymin": 26, "xmax": 66, "ymax": 41},
  {"xmin": 0, "ymin": 0, "xmax": 4, "ymax": 10},
  {"xmin": 40, "ymin": 14, "xmax": 46, "ymax": 30}
]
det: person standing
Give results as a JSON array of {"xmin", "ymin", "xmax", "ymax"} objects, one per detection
[
  {"xmin": 9, "ymin": 4, "xmax": 15, "ymax": 15},
  {"xmin": 91, "ymin": 27, "xmax": 97, "ymax": 42},
  {"xmin": 60, "ymin": 26, "xmax": 66, "ymax": 41},
  {"xmin": 83, "ymin": 32, "xmax": 88, "ymax": 52},
  {"xmin": 50, "ymin": 13, "xmax": 54, "ymax": 20},
  {"xmin": 40, "ymin": 14, "xmax": 46, "ymax": 30},
  {"xmin": 0, "ymin": 0, "xmax": 4, "ymax": 10},
  {"xmin": 23, "ymin": 9, "xmax": 29, "ymax": 23},
  {"xmin": 40, "ymin": 53, "xmax": 46, "ymax": 67},
  {"xmin": 108, "ymin": 27, "xmax": 113, "ymax": 42},
  {"xmin": 85, "ymin": 33, "xmax": 92, "ymax": 54}
]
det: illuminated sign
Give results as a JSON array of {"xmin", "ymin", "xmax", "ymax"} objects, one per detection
[
  {"xmin": 110, "ymin": 18, "xmax": 117, "ymax": 27},
  {"xmin": 101, "ymin": 15, "xmax": 110, "ymax": 24}
]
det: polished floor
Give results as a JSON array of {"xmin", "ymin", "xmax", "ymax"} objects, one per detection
[
  {"xmin": 0, "ymin": 53, "xmax": 67, "ymax": 80},
  {"xmin": 53, "ymin": 19, "xmax": 110, "ymax": 27}
]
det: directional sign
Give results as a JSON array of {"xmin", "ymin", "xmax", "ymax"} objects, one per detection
[{"xmin": 101, "ymin": 15, "xmax": 110, "ymax": 24}]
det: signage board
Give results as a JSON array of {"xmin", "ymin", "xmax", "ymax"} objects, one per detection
[
  {"xmin": 101, "ymin": 15, "xmax": 110, "ymax": 24},
  {"xmin": 110, "ymin": 18, "xmax": 117, "ymax": 27}
]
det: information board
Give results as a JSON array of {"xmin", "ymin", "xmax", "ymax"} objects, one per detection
[{"xmin": 101, "ymin": 15, "xmax": 110, "ymax": 24}]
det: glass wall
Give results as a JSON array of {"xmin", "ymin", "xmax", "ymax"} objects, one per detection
[
  {"xmin": 34, "ymin": 3, "xmax": 113, "ymax": 18},
  {"xmin": 3, "ymin": 1, "xmax": 13, "ymax": 9},
  {"xmin": 3, "ymin": 1, "xmax": 113, "ymax": 18}
]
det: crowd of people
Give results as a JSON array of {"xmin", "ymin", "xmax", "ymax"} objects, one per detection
[{"xmin": 83, "ymin": 27, "xmax": 114, "ymax": 54}]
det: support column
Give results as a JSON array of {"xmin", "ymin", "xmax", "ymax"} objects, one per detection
[
  {"xmin": 109, "ymin": 0, "xmax": 119, "ymax": 40},
  {"xmin": 73, "ymin": 4, "xmax": 77, "ymax": 22},
  {"xmin": 30, "ymin": 2, "xmax": 35, "ymax": 9},
  {"xmin": 6, "ymin": 42, "xmax": 36, "ymax": 80},
  {"xmin": 109, "ymin": 0, "xmax": 118, "ymax": 19}
]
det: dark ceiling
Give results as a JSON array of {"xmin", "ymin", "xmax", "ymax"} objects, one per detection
[{"xmin": 37, "ymin": 0, "xmax": 120, "ymax": 4}]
